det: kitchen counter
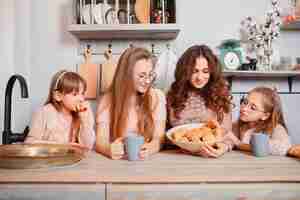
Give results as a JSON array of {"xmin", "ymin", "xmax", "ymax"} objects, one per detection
[
  {"xmin": 1, "ymin": 150, "xmax": 300, "ymax": 200},
  {"xmin": 0, "ymin": 150, "xmax": 300, "ymax": 183}
]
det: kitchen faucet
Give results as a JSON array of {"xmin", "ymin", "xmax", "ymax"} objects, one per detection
[{"xmin": 2, "ymin": 74, "xmax": 29, "ymax": 144}]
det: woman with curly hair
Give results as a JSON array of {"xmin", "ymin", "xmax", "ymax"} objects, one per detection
[{"xmin": 167, "ymin": 45, "xmax": 237, "ymax": 158}]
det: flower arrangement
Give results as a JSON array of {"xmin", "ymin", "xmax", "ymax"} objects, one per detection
[{"xmin": 240, "ymin": 0, "xmax": 282, "ymax": 71}]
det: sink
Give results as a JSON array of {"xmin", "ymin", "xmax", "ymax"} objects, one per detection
[{"xmin": 0, "ymin": 144, "xmax": 87, "ymax": 169}]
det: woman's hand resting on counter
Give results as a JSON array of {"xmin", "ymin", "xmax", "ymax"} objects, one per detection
[
  {"xmin": 139, "ymin": 142, "xmax": 152, "ymax": 160},
  {"xmin": 194, "ymin": 142, "xmax": 228, "ymax": 158},
  {"xmin": 110, "ymin": 137, "xmax": 125, "ymax": 160}
]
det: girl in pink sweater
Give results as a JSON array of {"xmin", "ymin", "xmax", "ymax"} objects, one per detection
[
  {"xmin": 234, "ymin": 87, "xmax": 291, "ymax": 156},
  {"xmin": 25, "ymin": 70, "xmax": 95, "ymax": 149}
]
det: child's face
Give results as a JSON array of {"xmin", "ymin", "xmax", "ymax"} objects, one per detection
[
  {"xmin": 133, "ymin": 58, "xmax": 155, "ymax": 94},
  {"xmin": 58, "ymin": 83, "xmax": 85, "ymax": 113},
  {"xmin": 239, "ymin": 92, "xmax": 270, "ymax": 122},
  {"xmin": 189, "ymin": 56, "xmax": 210, "ymax": 89}
]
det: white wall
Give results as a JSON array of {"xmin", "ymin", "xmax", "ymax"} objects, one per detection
[
  {"xmin": 0, "ymin": 1, "xmax": 15, "ymax": 144},
  {"xmin": 0, "ymin": 0, "xmax": 300, "ymax": 144},
  {"xmin": 12, "ymin": 0, "xmax": 32, "ymax": 134}
]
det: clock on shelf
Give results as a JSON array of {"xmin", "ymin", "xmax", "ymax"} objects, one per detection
[{"xmin": 218, "ymin": 39, "xmax": 244, "ymax": 70}]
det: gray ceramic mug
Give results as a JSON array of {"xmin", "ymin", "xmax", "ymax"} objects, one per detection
[
  {"xmin": 124, "ymin": 135, "xmax": 145, "ymax": 161},
  {"xmin": 250, "ymin": 133, "xmax": 270, "ymax": 157}
]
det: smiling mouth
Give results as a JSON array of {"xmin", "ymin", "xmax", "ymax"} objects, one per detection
[
  {"xmin": 139, "ymin": 85, "xmax": 149, "ymax": 91},
  {"xmin": 240, "ymin": 111, "xmax": 248, "ymax": 117},
  {"xmin": 194, "ymin": 81, "xmax": 205, "ymax": 87}
]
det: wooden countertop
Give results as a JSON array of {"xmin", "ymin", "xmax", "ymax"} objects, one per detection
[{"xmin": 0, "ymin": 150, "xmax": 300, "ymax": 184}]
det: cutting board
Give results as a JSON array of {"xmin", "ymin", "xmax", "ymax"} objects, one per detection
[
  {"xmin": 134, "ymin": 0, "xmax": 150, "ymax": 23},
  {"xmin": 100, "ymin": 50, "xmax": 117, "ymax": 93},
  {"xmin": 77, "ymin": 48, "xmax": 99, "ymax": 99}
]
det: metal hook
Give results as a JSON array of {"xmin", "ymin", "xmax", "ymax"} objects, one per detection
[
  {"xmin": 87, "ymin": 44, "xmax": 91, "ymax": 50},
  {"xmin": 108, "ymin": 43, "xmax": 112, "ymax": 53},
  {"xmin": 166, "ymin": 43, "xmax": 170, "ymax": 50},
  {"xmin": 151, "ymin": 43, "xmax": 155, "ymax": 54}
]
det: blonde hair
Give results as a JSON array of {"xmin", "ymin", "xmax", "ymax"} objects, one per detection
[
  {"xmin": 45, "ymin": 70, "xmax": 87, "ymax": 142},
  {"xmin": 107, "ymin": 47, "xmax": 155, "ymax": 142},
  {"xmin": 239, "ymin": 86, "xmax": 287, "ymax": 136}
]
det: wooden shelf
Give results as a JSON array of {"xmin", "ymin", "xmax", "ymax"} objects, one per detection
[
  {"xmin": 68, "ymin": 24, "xmax": 180, "ymax": 40},
  {"xmin": 281, "ymin": 20, "xmax": 300, "ymax": 30},
  {"xmin": 223, "ymin": 70, "xmax": 300, "ymax": 93},
  {"xmin": 223, "ymin": 70, "xmax": 300, "ymax": 78}
]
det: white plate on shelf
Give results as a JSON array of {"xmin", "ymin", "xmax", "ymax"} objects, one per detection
[
  {"xmin": 81, "ymin": 4, "xmax": 112, "ymax": 24},
  {"xmin": 82, "ymin": 4, "xmax": 91, "ymax": 24},
  {"xmin": 93, "ymin": 3, "xmax": 112, "ymax": 24}
]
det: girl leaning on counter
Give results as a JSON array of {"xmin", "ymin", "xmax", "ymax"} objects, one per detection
[
  {"xmin": 25, "ymin": 70, "xmax": 95, "ymax": 149},
  {"xmin": 233, "ymin": 86, "xmax": 291, "ymax": 156},
  {"xmin": 95, "ymin": 47, "xmax": 166, "ymax": 160},
  {"xmin": 167, "ymin": 45, "xmax": 238, "ymax": 158}
]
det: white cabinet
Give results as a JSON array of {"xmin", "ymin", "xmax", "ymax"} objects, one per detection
[
  {"xmin": 107, "ymin": 184, "xmax": 300, "ymax": 200},
  {"xmin": 280, "ymin": 94, "xmax": 300, "ymax": 144},
  {"xmin": 0, "ymin": 184, "xmax": 105, "ymax": 200}
]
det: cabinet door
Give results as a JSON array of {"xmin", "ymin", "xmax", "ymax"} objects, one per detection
[
  {"xmin": 280, "ymin": 94, "xmax": 300, "ymax": 144},
  {"xmin": 0, "ymin": 184, "xmax": 105, "ymax": 200},
  {"xmin": 107, "ymin": 183, "xmax": 300, "ymax": 200}
]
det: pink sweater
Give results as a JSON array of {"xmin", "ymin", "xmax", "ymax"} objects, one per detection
[
  {"xmin": 25, "ymin": 104, "xmax": 95, "ymax": 149},
  {"xmin": 235, "ymin": 124, "xmax": 291, "ymax": 156},
  {"xmin": 167, "ymin": 93, "xmax": 236, "ymax": 149},
  {"xmin": 168, "ymin": 93, "xmax": 232, "ymax": 131}
]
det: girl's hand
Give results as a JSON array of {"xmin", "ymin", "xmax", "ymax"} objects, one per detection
[
  {"xmin": 195, "ymin": 143, "xmax": 227, "ymax": 158},
  {"xmin": 110, "ymin": 137, "xmax": 125, "ymax": 160},
  {"xmin": 237, "ymin": 143, "xmax": 251, "ymax": 152},
  {"xmin": 69, "ymin": 142, "xmax": 90, "ymax": 151},
  {"xmin": 75, "ymin": 101, "xmax": 88, "ymax": 113},
  {"xmin": 139, "ymin": 143, "xmax": 150, "ymax": 160},
  {"xmin": 76, "ymin": 101, "xmax": 91, "ymax": 121}
]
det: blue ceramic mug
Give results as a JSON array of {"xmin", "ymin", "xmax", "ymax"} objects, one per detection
[
  {"xmin": 250, "ymin": 133, "xmax": 270, "ymax": 157},
  {"xmin": 124, "ymin": 135, "xmax": 145, "ymax": 161}
]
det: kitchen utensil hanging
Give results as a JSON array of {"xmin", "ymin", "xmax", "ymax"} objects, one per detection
[
  {"xmin": 100, "ymin": 45, "xmax": 118, "ymax": 93},
  {"xmin": 77, "ymin": 45, "xmax": 100, "ymax": 99}
]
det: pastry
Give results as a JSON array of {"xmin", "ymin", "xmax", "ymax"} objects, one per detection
[
  {"xmin": 288, "ymin": 144, "xmax": 300, "ymax": 158},
  {"xmin": 172, "ymin": 121, "xmax": 220, "ymax": 146}
]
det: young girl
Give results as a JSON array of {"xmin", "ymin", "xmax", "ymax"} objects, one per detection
[
  {"xmin": 25, "ymin": 70, "xmax": 95, "ymax": 149},
  {"xmin": 95, "ymin": 47, "xmax": 166, "ymax": 160},
  {"xmin": 167, "ymin": 45, "xmax": 235, "ymax": 158},
  {"xmin": 234, "ymin": 86, "xmax": 291, "ymax": 156}
]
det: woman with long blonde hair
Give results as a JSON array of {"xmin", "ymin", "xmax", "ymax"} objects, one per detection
[{"xmin": 95, "ymin": 47, "xmax": 166, "ymax": 160}]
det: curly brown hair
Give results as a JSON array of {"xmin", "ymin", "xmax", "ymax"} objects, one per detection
[{"xmin": 167, "ymin": 45, "xmax": 232, "ymax": 123}]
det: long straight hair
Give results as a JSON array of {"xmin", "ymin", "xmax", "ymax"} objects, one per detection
[
  {"xmin": 45, "ymin": 70, "xmax": 87, "ymax": 141},
  {"xmin": 238, "ymin": 87, "xmax": 287, "ymax": 136},
  {"xmin": 108, "ymin": 47, "xmax": 155, "ymax": 142}
]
